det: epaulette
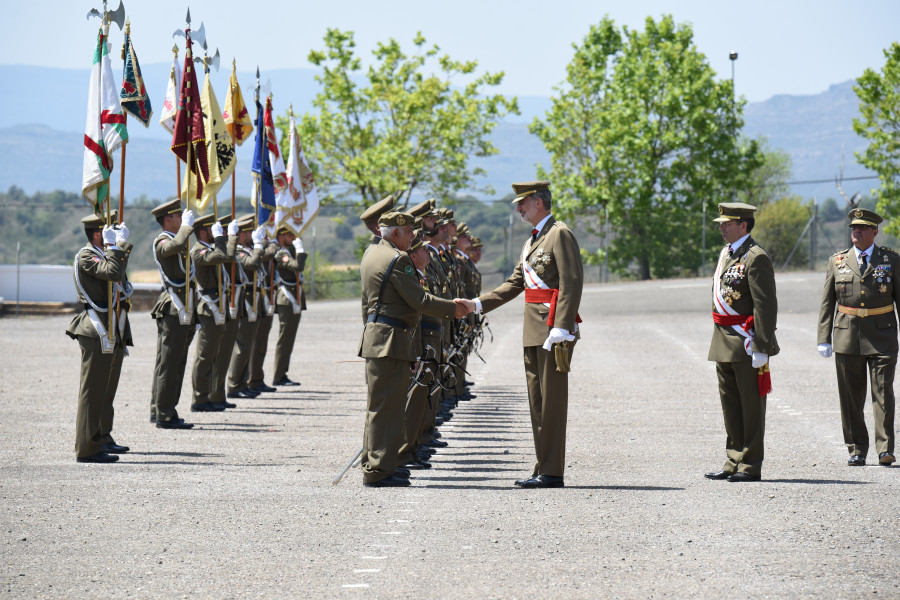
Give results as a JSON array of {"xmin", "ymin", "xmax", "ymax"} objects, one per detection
[
  {"xmin": 881, "ymin": 246, "xmax": 896, "ymax": 254},
  {"xmin": 831, "ymin": 248, "xmax": 851, "ymax": 257}
]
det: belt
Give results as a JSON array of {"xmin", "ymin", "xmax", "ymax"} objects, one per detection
[
  {"xmin": 524, "ymin": 287, "xmax": 582, "ymax": 328},
  {"xmin": 421, "ymin": 321, "xmax": 442, "ymax": 333},
  {"xmin": 366, "ymin": 313, "xmax": 413, "ymax": 334},
  {"xmin": 838, "ymin": 304, "xmax": 893, "ymax": 318}
]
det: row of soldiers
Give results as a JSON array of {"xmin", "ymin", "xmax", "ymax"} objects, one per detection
[
  {"xmin": 68, "ymin": 198, "xmax": 308, "ymax": 463},
  {"xmin": 357, "ymin": 194, "xmax": 487, "ymax": 484}
]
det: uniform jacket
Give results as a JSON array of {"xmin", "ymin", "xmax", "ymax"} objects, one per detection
[
  {"xmin": 150, "ymin": 225, "xmax": 194, "ymax": 320},
  {"xmin": 479, "ymin": 217, "xmax": 583, "ymax": 347},
  {"xmin": 191, "ymin": 234, "xmax": 237, "ymax": 319},
  {"xmin": 274, "ymin": 245, "xmax": 308, "ymax": 310},
  {"xmin": 708, "ymin": 237, "xmax": 779, "ymax": 362},
  {"xmin": 233, "ymin": 244, "xmax": 265, "ymax": 318},
  {"xmin": 358, "ymin": 238, "xmax": 457, "ymax": 361},
  {"xmin": 818, "ymin": 244, "xmax": 900, "ymax": 355},
  {"xmin": 66, "ymin": 241, "xmax": 134, "ymax": 345}
]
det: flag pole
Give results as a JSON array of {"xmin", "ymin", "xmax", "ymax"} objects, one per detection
[
  {"xmin": 101, "ymin": 18, "xmax": 115, "ymax": 347},
  {"xmin": 289, "ymin": 104, "xmax": 302, "ymax": 310}
]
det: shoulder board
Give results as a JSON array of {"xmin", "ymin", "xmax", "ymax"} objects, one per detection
[
  {"xmin": 831, "ymin": 248, "xmax": 851, "ymax": 257},
  {"xmin": 880, "ymin": 246, "xmax": 896, "ymax": 254}
]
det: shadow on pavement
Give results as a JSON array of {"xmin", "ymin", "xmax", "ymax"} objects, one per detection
[{"xmin": 763, "ymin": 478, "xmax": 873, "ymax": 485}]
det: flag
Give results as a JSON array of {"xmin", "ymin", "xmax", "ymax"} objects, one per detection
[
  {"xmin": 170, "ymin": 27, "xmax": 209, "ymax": 201},
  {"xmin": 159, "ymin": 49, "xmax": 182, "ymax": 134},
  {"xmin": 82, "ymin": 23, "xmax": 128, "ymax": 213},
  {"xmin": 265, "ymin": 96, "xmax": 288, "ymax": 196},
  {"xmin": 251, "ymin": 98, "xmax": 275, "ymax": 230},
  {"xmin": 223, "ymin": 61, "xmax": 253, "ymax": 146},
  {"xmin": 181, "ymin": 71, "xmax": 236, "ymax": 210},
  {"xmin": 119, "ymin": 24, "xmax": 152, "ymax": 127},
  {"xmin": 275, "ymin": 112, "xmax": 320, "ymax": 235}
]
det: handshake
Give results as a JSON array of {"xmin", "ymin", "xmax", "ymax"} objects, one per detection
[{"xmin": 453, "ymin": 298, "xmax": 476, "ymax": 319}]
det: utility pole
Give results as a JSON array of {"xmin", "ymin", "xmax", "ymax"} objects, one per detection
[{"xmin": 810, "ymin": 200, "xmax": 818, "ymax": 271}]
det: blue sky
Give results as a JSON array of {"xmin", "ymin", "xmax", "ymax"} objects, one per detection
[{"xmin": 4, "ymin": 0, "xmax": 898, "ymax": 103}]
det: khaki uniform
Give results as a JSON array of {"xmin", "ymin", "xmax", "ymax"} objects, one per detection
[
  {"xmin": 227, "ymin": 243, "xmax": 265, "ymax": 393},
  {"xmin": 66, "ymin": 241, "xmax": 134, "ymax": 458},
  {"xmin": 425, "ymin": 243, "xmax": 455, "ymax": 422},
  {"xmin": 479, "ymin": 218, "xmax": 583, "ymax": 477},
  {"xmin": 708, "ymin": 238, "xmax": 779, "ymax": 477},
  {"xmin": 818, "ymin": 245, "xmax": 900, "ymax": 457},
  {"xmin": 358, "ymin": 238, "xmax": 457, "ymax": 483},
  {"xmin": 150, "ymin": 225, "xmax": 195, "ymax": 422},
  {"xmin": 248, "ymin": 243, "xmax": 279, "ymax": 388},
  {"xmin": 273, "ymin": 245, "xmax": 308, "ymax": 383},
  {"xmin": 191, "ymin": 234, "xmax": 237, "ymax": 405}
]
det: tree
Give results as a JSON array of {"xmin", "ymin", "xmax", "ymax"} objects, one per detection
[
  {"xmin": 531, "ymin": 16, "xmax": 761, "ymax": 279},
  {"xmin": 854, "ymin": 42, "xmax": 900, "ymax": 236},
  {"xmin": 738, "ymin": 138, "xmax": 792, "ymax": 208},
  {"xmin": 753, "ymin": 196, "xmax": 811, "ymax": 268},
  {"xmin": 286, "ymin": 29, "xmax": 518, "ymax": 209}
]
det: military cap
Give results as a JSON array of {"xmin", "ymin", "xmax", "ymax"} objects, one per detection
[
  {"xmin": 848, "ymin": 208, "xmax": 882, "ymax": 228},
  {"xmin": 275, "ymin": 223, "xmax": 294, "ymax": 235},
  {"xmin": 713, "ymin": 202, "xmax": 758, "ymax": 223},
  {"xmin": 470, "ymin": 236, "xmax": 483, "ymax": 248},
  {"xmin": 218, "ymin": 213, "xmax": 234, "ymax": 226},
  {"xmin": 410, "ymin": 198, "xmax": 437, "ymax": 218},
  {"xmin": 81, "ymin": 211, "xmax": 118, "ymax": 228},
  {"xmin": 408, "ymin": 232, "xmax": 425, "ymax": 252},
  {"xmin": 379, "ymin": 211, "xmax": 415, "ymax": 227},
  {"xmin": 151, "ymin": 198, "xmax": 182, "ymax": 217},
  {"xmin": 236, "ymin": 213, "xmax": 256, "ymax": 232},
  {"xmin": 436, "ymin": 208, "xmax": 455, "ymax": 225},
  {"xmin": 457, "ymin": 222, "xmax": 470, "ymax": 237},
  {"xmin": 360, "ymin": 195, "xmax": 396, "ymax": 223},
  {"xmin": 194, "ymin": 213, "xmax": 217, "ymax": 228},
  {"xmin": 511, "ymin": 180, "xmax": 550, "ymax": 203}
]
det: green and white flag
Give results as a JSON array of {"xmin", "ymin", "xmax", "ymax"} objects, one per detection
[{"xmin": 82, "ymin": 23, "xmax": 128, "ymax": 213}]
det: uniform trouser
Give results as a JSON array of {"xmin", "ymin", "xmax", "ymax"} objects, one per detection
[
  {"xmin": 193, "ymin": 313, "xmax": 225, "ymax": 404},
  {"xmin": 151, "ymin": 314, "xmax": 195, "ymax": 421},
  {"xmin": 75, "ymin": 336, "xmax": 125, "ymax": 458},
  {"xmin": 248, "ymin": 312, "xmax": 274, "ymax": 388},
  {"xmin": 523, "ymin": 342, "xmax": 574, "ymax": 477},
  {"xmin": 399, "ymin": 380, "xmax": 430, "ymax": 464},
  {"xmin": 362, "ymin": 356, "xmax": 410, "ymax": 483},
  {"xmin": 274, "ymin": 305, "xmax": 302, "ymax": 382},
  {"xmin": 716, "ymin": 360, "xmax": 767, "ymax": 476},
  {"xmin": 212, "ymin": 318, "xmax": 240, "ymax": 403},
  {"xmin": 419, "ymin": 335, "xmax": 444, "ymax": 442},
  {"xmin": 835, "ymin": 352, "xmax": 896, "ymax": 456},
  {"xmin": 228, "ymin": 315, "xmax": 260, "ymax": 393}
]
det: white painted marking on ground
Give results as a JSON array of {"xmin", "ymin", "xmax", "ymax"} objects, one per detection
[
  {"xmin": 342, "ymin": 583, "xmax": 370, "ymax": 588},
  {"xmin": 361, "ymin": 556, "xmax": 387, "ymax": 559},
  {"xmin": 381, "ymin": 531, "xmax": 402, "ymax": 535},
  {"xmin": 353, "ymin": 569, "xmax": 381, "ymax": 573}
]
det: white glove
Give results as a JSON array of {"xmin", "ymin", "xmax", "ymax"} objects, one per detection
[
  {"xmin": 228, "ymin": 220, "xmax": 239, "ymax": 236},
  {"xmin": 817, "ymin": 343, "xmax": 833, "ymax": 358},
  {"xmin": 542, "ymin": 327, "xmax": 575, "ymax": 351},
  {"xmin": 751, "ymin": 351, "xmax": 768, "ymax": 369},
  {"xmin": 251, "ymin": 226, "xmax": 266, "ymax": 248},
  {"xmin": 292, "ymin": 238, "xmax": 304, "ymax": 253},
  {"xmin": 182, "ymin": 209, "xmax": 195, "ymax": 227},
  {"xmin": 211, "ymin": 221, "xmax": 224, "ymax": 238},
  {"xmin": 102, "ymin": 225, "xmax": 116, "ymax": 245},
  {"xmin": 115, "ymin": 222, "xmax": 129, "ymax": 243}
]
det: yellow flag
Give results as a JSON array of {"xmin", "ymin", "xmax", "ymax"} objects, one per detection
[
  {"xmin": 223, "ymin": 61, "xmax": 253, "ymax": 146},
  {"xmin": 182, "ymin": 72, "xmax": 236, "ymax": 210}
]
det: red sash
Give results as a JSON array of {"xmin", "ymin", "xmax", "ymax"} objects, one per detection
[
  {"xmin": 525, "ymin": 288, "xmax": 582, "ymax": 329},
  {"xmin": 710, "ymin": 312, "xmax": 771, "ymax": 395}
]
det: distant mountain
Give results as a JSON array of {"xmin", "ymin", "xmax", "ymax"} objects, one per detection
[{"xmin": 0, "ymin": 63, "xmax": 875, "ymax": 203}]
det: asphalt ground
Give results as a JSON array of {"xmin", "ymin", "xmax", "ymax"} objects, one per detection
[{"xmin": 1, "ymin": 271, "xmax": 898, "ymax": 599}]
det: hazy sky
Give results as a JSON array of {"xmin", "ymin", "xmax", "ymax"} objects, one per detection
[{"xmin": 4, "ymin": 0, "xmax": 898, "ymax": 102}]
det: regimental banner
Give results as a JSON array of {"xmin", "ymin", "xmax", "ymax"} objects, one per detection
[
  {"xmin": 159, "ymin": 49, "xmax": 182, "ymax": 134},
  {"xmin": 251, "ymin": 98, "xmax": 275, "ymax": 230},
  {"xmin": 170, "ymin": 27, "xmax": 209, "ymax": 201},
  {"xmin": 119, "ymin": 24, "xmax": 153, "ymax": 127},
  {"xmin": 275, "ymin": 113, "xmax": 320, "ymax": 236},
  {"xmin": 223, "ymin": 62, "xmax": 253, "ymax": 146}
]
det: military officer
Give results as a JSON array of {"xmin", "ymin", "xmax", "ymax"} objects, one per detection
[
  {"xmin": 227, "ymin": 215, "xmax": 267, "ymax": 398},
  {"xmin": 818, "ymin": 208, "xmax": 898, "ymax": 467},
  {"xmin": 360, "ymin": 194, "xmax": 396, "ymax": 243},
  {"xmin": 149, "ymin": 199, "xmax": 196, "ymax": 429},
  {"xmin": 469, "ymin": 236, "xmax": 483, "ymax": 294},
  {"xmin": 66, "ymin": 212, "xmax": 133, "ymax": 463},
  {"xmin": 458, "ymin": 181, "xmax": 584, "ymax": 488},
  {"xmin": 705, "ymin": 202, "xmax": 779, "ymax": 482},
  {"xmin": 358, "ymin": 211, "xmax": 464, "ymax": 487},
  {"xmin": 272, "ymin": 225, "xmax": 308, "ymax": 387},
  {"xmin": 246, "ymin": 238, "xmax": 280, "ymax": 394},
  {"xmin": 190, "ymin": 214, "xmax": 238, "ymax": 412}
]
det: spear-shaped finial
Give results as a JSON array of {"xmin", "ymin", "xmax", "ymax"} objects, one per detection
[
  {"xmin": 185, "ymin": 7, "xmax": 191, "ymax": 25},
  {"xmin": 255, "ymin": 67, "xmax": 260, "ymax": 103}
]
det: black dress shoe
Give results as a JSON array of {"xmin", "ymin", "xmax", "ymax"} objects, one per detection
[
  {"xmin": 848, "ymin": 454, "xmax": 866, "ymax": 466},
  {"xmin": 249, "ymin": 384, "xmax": 278, "ymax": 393},
  {"xmin": 402, "ymin": 459, "xmax": 433, "ymax": 470},
  {"xmin": 423, "ymin": 439, "xmax": 448, "ymax": 448},
  {"xmin": 101, "ymin": 443, "xmax": 130, "ymax": 454},
  {"xmin": 704, "ymin": 470, "xmax": 731, "ymax": 480},
  {"xmin": 393, "ymin": 468, "xmax": 411, "ymax": 479},
  {"xmin": 227, "ymin": 390, "xmax": 257, "ymax": 399},
  {"xmin": 149, "ymin": 414, "xmax": 156, "ymax": 423},
  {"xmin": 364, "ymin": 475, "xmax": 411, "ymax": 487},
  {"xmin": 76, "ymin": 452, "xmax": 119, "ymax": 463},
  {"xmin": 518, "ymin": 475, "xmax": 564, "ymax": 488},
  {"xmin": 191, "ymin": 402, "xmax": 225, "ymax": 412},
  {"xmin": 156, "ymin": 418, "xmax": 194, "ymax": 429},
  {"xmin": 273, "ymin": 376, "xmax": 301, "ymax": 387},
  {"xmin": 727, "ymin": 472, "xmax": 761, "ymax": 482},
  {"xmin": 416, "ymin": 450, "xmax": 435, "ymax": 462},
  {"xmin": 218, "ymin": 401, "xmax": 237, "ymax": 409},
  {"xmin": 514, "ymin": 475, "xmax": 536, "ymax": 486},
  {"xmin": 879, "ymin": 452, "xmax": 896, "ymax": 465}
]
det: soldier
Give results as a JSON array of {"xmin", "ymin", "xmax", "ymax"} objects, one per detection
[
  {"xmin": 818, "ymin": 208, "xmax": 897, "ymax": 467},
  {"xmin": 358, "ymin": 211, "xmax": 464, "ymax": 486},
  {"xmin": 458, "ymin": 181, "xmax": 584, "ymax": 488},
  {"xmin": 469, "ymin": 236, "xmax": 484, "ymax": 294},
  {"xmin": 66, "ymin": 212, "xmax": 133, "ymax": 463},
  {"xmin": 190, "ymin": 214, "xmax": 239, "ymax": 412},
  {"xmin": 246, "ymin": 236, "xmax": 279, "ymax": 394},
  {"xmin": 149, "ymin": 199, "xmax": 196, "ymax": 429},
  {"xmin": 705, "ymin": 202, "xmax": 778, "ymax": 482},
  {"xmin": 227, "ymin": 215, "xmax": 267, "ymax": 399},
  {"xmin": 454, "ymin": 223, "xmax": 477, "ymax": 399},
  {"xmin": 360, "ymin": 194, "xmax": 396, "ymax": 243},
  {"xmin": 272, "ymin": 225, "xmax": 308, "ymax": 387}
]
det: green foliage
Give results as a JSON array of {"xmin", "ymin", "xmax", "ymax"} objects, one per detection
[
  {"xmin": 820, "ymin": 197, "xmax": 842, "ymax": 221},
  {"xmin": 754, "ymin": 196, "xmax": 811, "ymax": 267},
  {"xmin": 334, "ymin": 221, "xmax": 354, "ymax": 240},
  {"xmin": 737, "ymin": 138, "xmax": 792, "ymax": 207},
  {"xmin": 854, "ymin": 42, "xmax": 900, "ymax": 236},
  {"xmin": 308, "ymin": 251, "xmax": 360, "ymax": 299},
  {"xmin": 284, "ymin": 29, "xmax": 518, "ymax": 209},
  {"xmin": 531, "ymin": 15, "xmax": 762, "ymax": 280}
]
